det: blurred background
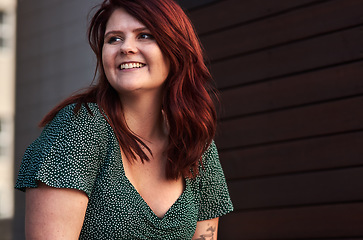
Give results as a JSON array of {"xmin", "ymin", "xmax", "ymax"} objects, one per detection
[
  {"xmin": 0, "ymin": 0, "xmax": 15, "ymax": 238},
  {"xmin": 1, "ymin": 0, "xmax": 363, "ymax": 239}
]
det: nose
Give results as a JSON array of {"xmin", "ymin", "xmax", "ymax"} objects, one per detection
[{"xmin": 120, "ymin": 37, "xmax": 137, "ymax": 55}]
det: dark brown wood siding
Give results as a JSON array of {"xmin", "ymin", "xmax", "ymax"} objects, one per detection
[{"xmin": 187, "ymin": 0, "xmax": 363, "ymax": 239}]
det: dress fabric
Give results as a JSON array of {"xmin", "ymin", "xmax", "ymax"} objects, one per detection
[{"xmin": 15, "ymin": 103, "xmax": 234, "ymax": 240}]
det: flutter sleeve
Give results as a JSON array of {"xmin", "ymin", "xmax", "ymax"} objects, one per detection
[
  {"xmin": 197, "ymin": 141, "xmax": 234, "ymax": 221},
  {"xmin": 15, "ymin": 104, "xmax": 107, "ymax": 197}
]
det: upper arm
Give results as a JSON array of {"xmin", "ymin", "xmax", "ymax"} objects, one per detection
[
  {"xmin": 195, "ymin": 142, "xmax": 233, "ymax": 223},
  {"xmin": 25, "ymin": 182, "xmax": 89, "ymax": 240},
  {"xmin": 192, "ymin": 217, "xmax": 219, "ymax": 240},
  {"xmin": 16, "ymin": 104, "xmax": 106, "ymax": 196}
]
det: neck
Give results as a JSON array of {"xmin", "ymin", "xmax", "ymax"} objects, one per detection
[{"xmin": 120, "ymin": 92, "xmax": 167, "ymax": 143}]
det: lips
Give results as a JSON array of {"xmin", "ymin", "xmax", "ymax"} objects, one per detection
[{"xmin": 119, "ymin": 62, "xmax": 146, "ymax": 70}]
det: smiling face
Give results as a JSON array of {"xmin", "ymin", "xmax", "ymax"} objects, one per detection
[{"xmin": 102, "ymin": 8, "xmax": 170, "ymax": 97}]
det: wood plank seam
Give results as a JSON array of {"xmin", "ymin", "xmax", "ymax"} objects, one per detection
[
  {"xmin": 210, "ymin": 23, "xmax": 363, "ymax": 64},
  {"xmin": 195, "ymin": 0, "xmax": 330, "ymax": 37},
  {"xmin": 217, "ymin": 128, "xmax": 363, "ymax": 152},
  {"xmin": 219, "ymin": 93, "xmax": 363, "ymax": 121},
  {"xmin": 225, "ymin": 164, "xmax": 363, "ymax": 181},
  {"xmin": 228, "ymin": 200, "xmax": 363, "ymax": 212},
  {"xmin": 217, "ymin": 58, "xmax": 363, "ymax": 91}
]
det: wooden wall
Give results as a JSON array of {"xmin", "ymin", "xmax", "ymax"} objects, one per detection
[{"xmin": 187, "ymin": 0, "xmax": 363, "ymax": 239}]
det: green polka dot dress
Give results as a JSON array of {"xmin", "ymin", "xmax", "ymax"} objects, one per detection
[{"xmin": 15, "ymin": 103, "xmax": 234, "ymax": 239}]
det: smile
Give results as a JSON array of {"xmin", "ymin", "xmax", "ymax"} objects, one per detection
[{"xmin": 119, "ymin": 62, "xmax": 146, "ymax": 70}]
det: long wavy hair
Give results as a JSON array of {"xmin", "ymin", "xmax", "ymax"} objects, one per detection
[{"xmin": 40, "ymin": 0, "xmax": 218, "ymax": 179}]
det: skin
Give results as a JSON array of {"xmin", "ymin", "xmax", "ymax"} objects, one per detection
[
  {"xmin": 102, "ymin": 8, "xmax": 170, "ymax": 99},
  {"xmin": 25, "ymin": 7, "xmax": 219, "ymax": 239},
  {"xmin": 26, "ymin": 182, "xmax": 88, "ymax": 239},
  {"xmin": 193, "ymin": 218, "xmax": 219, "ymax": 240}
]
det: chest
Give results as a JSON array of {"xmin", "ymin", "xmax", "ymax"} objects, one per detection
[
  {"xmin": 122, "ymin": 156, "xmax": 185, "ymax": 218},
  {"xmin": 80, "ymin": 153, "xmax": 199, "ymax": 239}
]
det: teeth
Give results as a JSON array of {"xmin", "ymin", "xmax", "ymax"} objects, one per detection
[{"xmin": 120, "ymin": 63, "xmax": 145, "ymax": 70}]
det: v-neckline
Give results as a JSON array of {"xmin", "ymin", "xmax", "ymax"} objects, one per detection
[{"xmin": 118, "ymin": 147, "xmax": 188, "ymax": 220}]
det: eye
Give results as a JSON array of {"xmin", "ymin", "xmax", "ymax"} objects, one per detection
[
  {"xmin": 139, "ymin": 33, "xmax": 154, "ymax": 40},
  {"xmin": 106, "ymin": 36, "xmax": 122, "ymax": 44}
]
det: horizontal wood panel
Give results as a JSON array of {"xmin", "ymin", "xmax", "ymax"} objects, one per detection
[
  {"xmin": 220, "ymin": 61, "xmax": 363, "ymax": 119},
  {"xmin": 220, "ymin": 131, "xmax": 363, "ymax": 179},
  {"xmin": 189, "ymin": 0, "xmax": 319, "ymax": 35},
  {"xmin": 212, "ymin": 26, "xmax": 363, "ymax": 89},
  {"xmin": 228, "ymin": 167, "xmax": 363, "ymax": 210},
  {"xmin": 219, "ymin": 203, "xmax": 363, "ymax": 239},
  {"xmin": 202, "ymin": 0, "xmax": 363, "ymax": 60},
  {"xmin": 217, "ymin": 96, "xmax": 363, "ymax": 149}
]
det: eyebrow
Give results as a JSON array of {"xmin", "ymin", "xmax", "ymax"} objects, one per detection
[{"xmin": 104, "ymin": 27, "xmax": 150, "ymax": 38}]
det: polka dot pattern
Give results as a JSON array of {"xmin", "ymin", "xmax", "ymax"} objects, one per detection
[{"xmin": 15, "ymin": 103, "xmax": 234, "ymax": 239}]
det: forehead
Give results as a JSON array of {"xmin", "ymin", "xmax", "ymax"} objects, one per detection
[{"xmin": 105, "ymin": 8, "xmax": 146, "ymax": 31}]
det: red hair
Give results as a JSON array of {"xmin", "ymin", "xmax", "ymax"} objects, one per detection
[{"xmin": 40, "ymin": 0, "xmax": 218, "ymax": 179}]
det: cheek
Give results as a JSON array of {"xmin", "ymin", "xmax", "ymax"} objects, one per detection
[
  {"xmin": 147, "ymin": 46, "xmax": 169, "ymax": 71},
  {"xmin": 101, "ymin": 48, "xmax": 115, "ymax": 83},
  {"xmin": 102, "ymin": 48, "xmax": 110, "ymax": 68},
  {"xmin": 102, "ymin": 46, "xmax": 116, "ymax": 68},
  {"xmin": 155, "ymin": 52, "xmax": 170, "ymax": 76},
  {"xmin": 161, "ymin": 57, "xmax": 170, "ymax": 80}
]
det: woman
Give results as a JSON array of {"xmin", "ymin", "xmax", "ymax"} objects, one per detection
[{"xmin": 16, "ymin": 0, "xmax": 233, "ymax": 239}]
